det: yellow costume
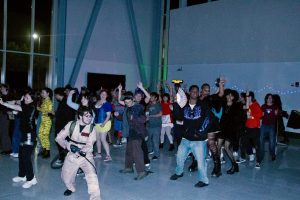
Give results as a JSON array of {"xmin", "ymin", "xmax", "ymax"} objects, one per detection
[{"xmin": 39, "ymin": 98, "xmax": 53, "ymax": 151}]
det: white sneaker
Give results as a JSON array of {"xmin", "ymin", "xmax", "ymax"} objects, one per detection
[
  {"xmin": 252, "ymin": 148, "xmax": 256, "ymax": 154},
  {"xmin": 12, "ymin": 176, "xmax": 26, "ymax": 183},
  {"xmin": 249, "ymin": 154, "xmax": 255, "ymax": 162},
  {"xmin": 121, "ymin": 138, "xmax": 127, "ymax": 144},
  {"xmin": 10, "ymin": 153, "xmax": 19, "ymax": 158},
  {"xmin": 22, "ymin": 177, "xmax": 37, "ymax": 189}
]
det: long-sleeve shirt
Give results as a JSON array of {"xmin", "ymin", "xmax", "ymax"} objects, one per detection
[{"xmin": 245, "ymin": 101, "xmax": 263, "ymax": 128}]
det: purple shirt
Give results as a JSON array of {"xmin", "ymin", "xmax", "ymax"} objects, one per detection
[{"xmin": 261, "ymin": 104, "xmax": 278, "ymax": 125}]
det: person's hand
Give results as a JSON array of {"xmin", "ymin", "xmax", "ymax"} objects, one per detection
[
  {"xmin": 114, "ymin": 112, "xmax": 119, "ymax": 117},
  {"xmin": 0, "ymin": 98, "xmax": 3, "ymax": 105},
  {"xmin": 100, "ymin": 123, "xmax": 105, "ymax": 128},
  {"xmin": 137, "ymin": 82, "xmax": 143, "ymax": 89},
  {"xmin": 69, "ymin": 90, "xmax": 76, "ymax": 95},
  {"xmin": 118, "ymin": 84, "xmax": 122, "ymax": 91}
]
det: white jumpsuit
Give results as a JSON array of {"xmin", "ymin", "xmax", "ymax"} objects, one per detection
[{"xmin": 55, "ymin": 121, "xmax": 101, "ymax": 200}]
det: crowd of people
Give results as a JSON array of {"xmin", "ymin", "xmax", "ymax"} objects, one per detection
[{"xmin": 0, "ymin": 79, "xmax": 289, "ymax": 200}]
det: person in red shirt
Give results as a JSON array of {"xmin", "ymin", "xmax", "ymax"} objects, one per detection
[
  {"xmin": 160, "ymin": 93, "xmax": 175, "ymax": 151},
  {"xmin": 240, "ymin": 91, "xmax": 263, "ymax": 168}
]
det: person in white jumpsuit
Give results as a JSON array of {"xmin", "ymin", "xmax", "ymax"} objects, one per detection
[{"xmin": 55, "ymin": 107, "xmax": 101, "ymax": 200}]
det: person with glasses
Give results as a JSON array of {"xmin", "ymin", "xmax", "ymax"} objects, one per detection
[{"xmin": 55, "ymin": 107, "xmax": 101, "ymax": 200}]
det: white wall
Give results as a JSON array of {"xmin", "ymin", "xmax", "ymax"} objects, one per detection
[
  {"xmin": 64, "ymin": 0, "xmax": 157, "ymax": 91},
  {"xmin": 168, "ymin": 0, "xmax": 300, "ymax": 133}
]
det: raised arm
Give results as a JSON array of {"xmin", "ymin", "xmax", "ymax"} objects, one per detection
[
  {"xmin": 67, "ymin": 90, "xmax": 80, "ymax": 110},
  {"xmin": 137, "ymin": 82, "xmax": 150, "ymax": 104},
  {"xmin": 117, "ymin": 84, "xmax": 125, "ymax": 106}
]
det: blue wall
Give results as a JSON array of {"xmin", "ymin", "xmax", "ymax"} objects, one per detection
[
  {"xmin": 64, "ymin": 0, "xmax": 158, "ymax": 90},
  {"xmin": 168, "ymin": 0, "xmax": 300, "ymax": 133}
]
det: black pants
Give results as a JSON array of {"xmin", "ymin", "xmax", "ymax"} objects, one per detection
[
  {"xmin": 18, "ymin": 144, "xmax": 34, "ymax": 181},
  {"xmin": 141, "ymin": 139, "xmax": 150, "ymax": 164},
  {"xmin": 125, "ymin": 139, "xmax": 144, "ymax": 173},
  {"xmin": 240, "ymin": 128, "xmax": 261, "ymax": 163},
  {"xmin": 0, "ymin": 113, "xmax": 11, "ymax": 151}
]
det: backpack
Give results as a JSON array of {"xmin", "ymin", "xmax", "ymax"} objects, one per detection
[{"xmin": 68, "ymin": 120, "xmax": 95, "ymax": 138}]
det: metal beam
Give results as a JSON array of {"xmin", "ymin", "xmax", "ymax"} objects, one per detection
[
  {"xmin": 1, "ymin": 0, "xmax": 7, "ymax": 83},
  {"xmin": 150, "ymin": 0, "xmax": 164, "ymax": 91},
  {"xmin": 162, "ymin": 0, "xmax": 170, "ymax": 82},
  {"xmin": 68, "ymin": 0, "xmax": 103, "ymax": 86},
  {"xmin": 126, "ymin": 0, "xmax": 147, "ymax": 86},
  {"xmin": 54, "ymin": 0, "xmax": 67, "ymax": 87}
]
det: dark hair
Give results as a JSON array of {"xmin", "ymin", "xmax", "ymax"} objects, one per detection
[
  {"xmin": 240, "ymin": 92, "xmax": 246, "ymax": 99},
  {"xmin": 189, "ymin": 85, "xmax": 199, "ymax": 92},
  {"xmin": 162, "ymin": 93, "xmax": 170, "ymax": 101},
  {"xmin": 272, "ymin": 94, "xmax": 282, "ymax": 110},
  {"xmin": 78, "ymin": 106, "xmax": 93, "ymax": 117},
  {"xmin": 248, "ymin": 91, "xmax": 255, "ymax": 102},
  {"xmin": 54, "ymin": 87, "xmax": 65, "ymax": 97},
  {"xmin": 150, "ymin": 92, "xmax": 159, "ymax": 100},
  {"xmin": 123, "ymin": 91, "xmax": 134, "ymax": 101},
  {"xmin": 23, "ymin": 87, "xmax": 36, "ymax": 102},
  {"xmin": 226, "ymin": 89, "xmax": 239, "ymax": 103},
  {"xmin": 0, "ymin": 84, "xmax": 9, "ymax": 90},
  {"xmin": 201, "ymin": 83, "xmax": 210, "ymax": 90},
  {"xmin": 264, "ymin": 93, "xmax": 273, "ymax": 104},
  {"xmin": 42, "ymin": 87, "xmax": 53, "ymax": 100}
]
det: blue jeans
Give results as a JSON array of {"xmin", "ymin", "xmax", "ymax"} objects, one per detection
[
  {"xmin": 12, "ymin": 117, "xmax": 21, "ymax": 153},
  {"xmin": 175, "ymin": 138, "xmax": 208, "ymax": 184},
  {"xmin": 260, "ymin": 125, "xmax": 276, "ymax": 160},
  {"xmin": 147, "ymin": 127, "xmax": 161, "ymax": 157}
]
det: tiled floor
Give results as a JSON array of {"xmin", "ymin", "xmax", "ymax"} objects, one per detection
[{"xmin": 0, "ymin": 139, "xmax": 300, "ymax": 200}]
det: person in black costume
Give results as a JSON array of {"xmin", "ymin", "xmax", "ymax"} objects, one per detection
[{"xmin": 218, "ymin": 89, "xmax": 245, "ymax": 174}]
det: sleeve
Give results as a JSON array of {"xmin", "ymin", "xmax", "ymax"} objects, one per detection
[
  {"xmin": 55, "ymin": 121, "xmax": 72, "ymax": 149},
  {"xmin": 105, "ymin": 102, "xmax": 113, "ymax": 113},
  {"xmin": 67, "ymin": 94, "xmax": 80, "ymax": 110},
  {"xmin": 198, "ymin": 104, "xmax": 212, "ymax": 135},
  {"xmin": 81, "ymin": 126, "xmax": 97, "ymax": 153}
]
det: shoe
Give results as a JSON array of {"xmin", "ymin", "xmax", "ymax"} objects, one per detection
[
  {"xmin": 194, "ymin": 181, "xmax": 209, "ymax": 188},
  {"xmin": 148, "ymin": 151, "xmax": 154, "ymax": 155},
  {"xmin": 255, "ymin": 162, "xmax": 261, "ymax": 169},
  {"xmin": 152, "ymin": 156, "xmax": 158, "ymax": 160},
  {"xmin": 170, "ymin": 173, "xmax": 183, "ymax": 180},
  {"xmin": 271, "ymin": 156, "xmax": 276, "ymax": 161},
  {"xmin": 134, "ymin": 171, "xmax": 148, "ymax": 180},
  {"xmin": 227, "ymin": 163, "xmax": 239, "ymax": 174},
  {"xmin": 1, "ymin": 150, "xmax": 12, "ymax": 155},
  {"xmin": 113, "ymin": 143, "xmax": 122, "ymax": 148},
  {"xmin": 94, "ymin": 153, "xmax": 102, "ymax": 158},
  {"xmin": 121, "ymin": 138, "xmax": 127, "ymax": 144},
  {"xmin": 42, "ymin": 150, "xmax": 50, "ymax": 159},
  {"xmin": 211, "ymin": 159, "xmax": 222, "ymax": 177},
  {"xmin": 76, "ymin": 168, "xmax": 84, "ymax": 176},
  {"xmin": 38, "ymin": 148, "xmax": 45, "ymax": 157},
  {"xmin": 10, "ymin": 153, "xmax": 19, "ymax": 158},
  {"xmin": 168, "ymin": 144, "xmax": 175, "ymax": 151},
  {"xmin": 55, "ymin": 159, "xmax": 63, "ymax": 166},
  {"xmin": 145, "ymin": 163, "xmax": 151, "ymax": 170},
  {"xmin": 12, "ymin": 176, "xmax": 26, "ymax": 183},
  {"xmin": 104, "ymin": 155, "xmax": 112, "ymax": 162},
  {"xmin": 159, "ymin": 143, "xmax": 164, "ymax": 149},
  {"xmin": 64, "ymin": 189, "xmax": 73, "ymax": 196},
  {"xmin": 22, "ymin": 177, "xmax": 37, "ymax": 188},
  {"xmin": 236, "ymin": 158, "xmax": 246, "ymax": 164},
  {"xmin": 249, "ymin": 154, "xmax": 255, "ymax": 161},
  {"xmin": 119, "ymin": 168, "xmax": 134, "ymax": 173}
]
